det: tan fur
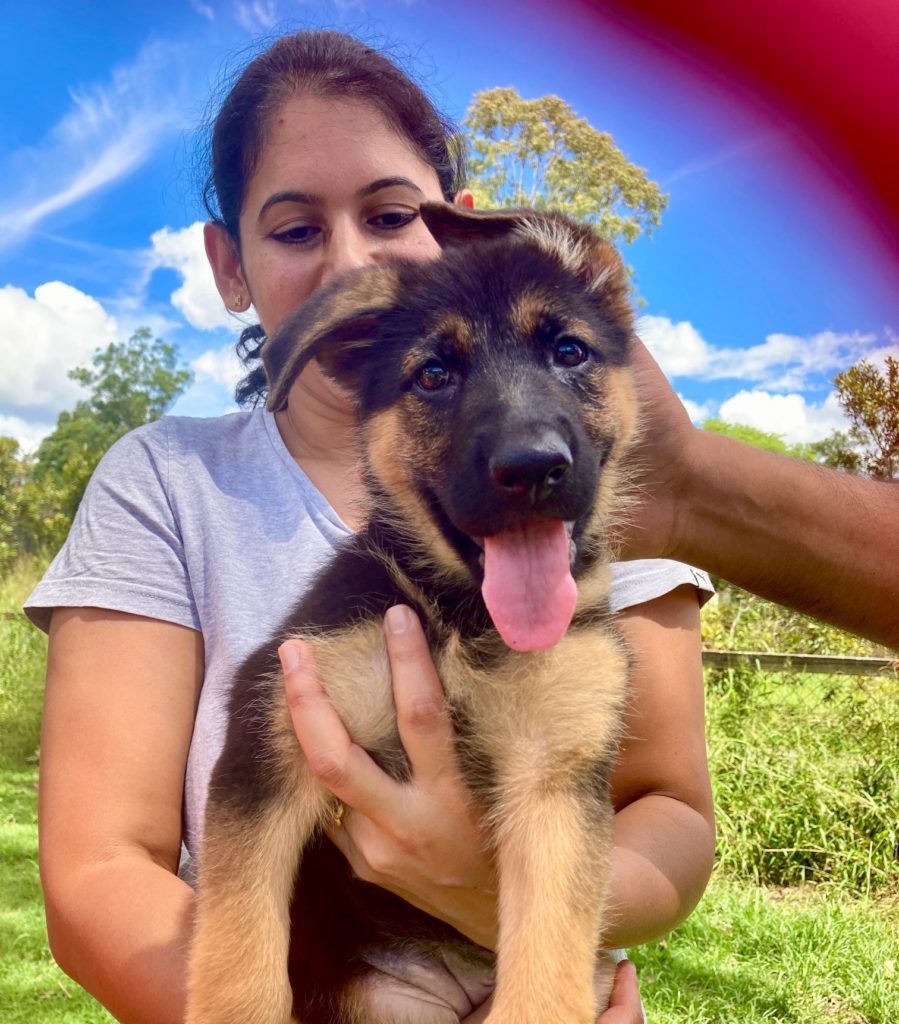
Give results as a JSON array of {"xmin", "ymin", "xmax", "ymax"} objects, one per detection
[
  {"xmin": 187, "ymin": 782, "xmax": 330, "ymax": 1024},
  {"xmin": 402, "ymin": 312, "xmax": 479, "ymax": 363},
  {"xmin": 366, "ymin": 406, "xmax": 470, "ymax": 581}
]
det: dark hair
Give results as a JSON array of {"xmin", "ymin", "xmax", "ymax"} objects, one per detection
[{"xmin": 201, "ymin": 31, "xmax": 467, "ymax": 407}]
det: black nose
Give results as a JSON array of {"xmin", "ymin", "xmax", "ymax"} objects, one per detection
[{"xmin": 489, "ymin": 438, "xmax": 573, "ymax": 504}]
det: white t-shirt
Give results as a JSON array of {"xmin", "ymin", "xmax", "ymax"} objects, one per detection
[{"xmin": 26, "ymin": 409, "xmax": 713, "ymax": 856}]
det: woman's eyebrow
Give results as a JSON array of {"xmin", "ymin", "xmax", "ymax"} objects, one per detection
[
  {"xmin": 358, "ymin": 177, "xmax": 425, "ymax": 198},
  {"xmin": 258, "ymin": 190, "xmax": 322, "ymax": 219},
  {"xmin": 258, "ymin": 178, "xmax": 423, "ymax": 221}
]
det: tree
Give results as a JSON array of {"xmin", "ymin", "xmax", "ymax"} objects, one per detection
[
  {"xmin": 26, "ymin": 328, "xmax": 193, "ymax": 550},
  {"xmin": 701, "ymin": 418, "xmax": 814, "ymax": 460},
  {"xmin": 0, "ymin": 437, "xmax": 27, "ymax": 575},
  {"xmin": 463, "ymin": 87, "xmax": 667, "ymax": 245},
  {"xmin": 824, "ymin": 356, "xmax": 899, "ymax": 480},
  {"xmin": 803, "ymin": 430, "xmax": 862, "ymax": 476}
]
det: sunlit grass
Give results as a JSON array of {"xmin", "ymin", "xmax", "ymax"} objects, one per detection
[{"xmin": 634, "ymin": 875, "xmax": 899, "ymax": 1023}]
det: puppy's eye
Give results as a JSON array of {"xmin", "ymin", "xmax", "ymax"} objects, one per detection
[
  {"xmin": 416, "ymin": 360, "xmax": 450, "ymax": 391},
  {"xmin": 553, "ymin": 337, "xmax": 590, "ymax": 367}
]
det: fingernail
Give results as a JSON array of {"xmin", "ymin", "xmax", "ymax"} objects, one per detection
[
  {"xmin": 279, "ymin": 641, "xmax": 302, "ymax": 673},
  {"xmin": 385, "ymin": 604, "xmax": 412, "ymax": 635}
]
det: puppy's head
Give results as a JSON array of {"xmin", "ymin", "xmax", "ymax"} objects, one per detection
[{"xmin": 263, "ymin": 203, "xmax": 638, "ymax": 650}]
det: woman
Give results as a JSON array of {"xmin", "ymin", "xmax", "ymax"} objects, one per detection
[{"xmin": 29, "ymin": 31, "xmax": 715, "ymax": 1024}]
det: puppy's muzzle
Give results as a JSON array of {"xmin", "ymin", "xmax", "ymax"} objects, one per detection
[{"xmin": 489, "ymin": 433, "xmax": 573, "ymax": 507}]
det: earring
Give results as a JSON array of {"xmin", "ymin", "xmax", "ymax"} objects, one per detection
[{"xmin": 234, "ymin": 293, "xmax": 244, "ymax": 310}]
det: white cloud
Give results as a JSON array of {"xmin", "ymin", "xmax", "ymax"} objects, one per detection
[
  {"xmin": 638, "ymin": 314, "xmax": 882, "ymax": 391},
  {"xmin": 235, "ymin": 0, "xmax": 278, "ymax": 30},
  {"xmin": 717, "ymin": 389, "xmax": 848, "ymax": 443},
  {"xmin": 662, "ymin": 133, "xmax": 782, "ymax": 188},
  {"xmin": 678, "ymin": 395, "xmax": 713, "ymax": 425},
  {"xmin": 638, "ymin": 314, "xmax": 715, "ymax": 376},
  {"xmin": 0, "ymin": 414, "xmax": 54, "ymax": 455},
  {"xmin": 0, "ymin": 42, "xmax": 188, "ymax": 248},
  {"xmin": 190, "ymin": 0, "xmax": 216, "ymax": 18},
  {"xmin": 150, "ymin": 223, "xmax": 242, "ymax": 332},
  {"xmin": 192, "ymin": 344, "xmax": 245, "ymax": 392},
  {"xmin": 0, "ymin": 282, "xmax": 119, "ymax": 412},
  {"xmin": 716, "ymin": 330, "xmax": 878, "ymax": 390}
]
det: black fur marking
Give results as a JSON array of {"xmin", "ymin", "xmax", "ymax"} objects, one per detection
[
  {"xmin": 447, "ymin": 700, "xmax": 501, "ymax": 805},
  {"xmin": 211, "ymin": 538, "xmax": 413, "ymax": 816},
  {"xmin": 289, "ymin": 835, "xmax": 495, "ymax": 1023}
]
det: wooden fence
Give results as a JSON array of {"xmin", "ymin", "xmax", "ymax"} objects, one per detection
[{"xmin": 702, "ymin": 650, "xmax": 897, "ymax": 676}]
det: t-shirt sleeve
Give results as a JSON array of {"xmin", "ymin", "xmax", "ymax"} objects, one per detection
[
  {"xmin": 608, "ymin": 558, "xmax": 715, "ymax": 613},
  {"xmin": 24, "ymin": 420, "xmax": 200, "ymax": 634}
]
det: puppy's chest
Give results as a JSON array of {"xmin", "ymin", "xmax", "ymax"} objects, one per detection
[{"xmin": 299, "ymin": 616, "xmax": 629, "ymax": 785}]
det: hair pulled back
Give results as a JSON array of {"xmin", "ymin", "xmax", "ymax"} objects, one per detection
[{"xmin": 201, "ymin": 31, "xmax": 466, "ymax": 407}]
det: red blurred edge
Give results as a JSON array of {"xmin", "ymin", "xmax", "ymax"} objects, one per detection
[{"xmin": 580, "ymin": 0, "xmax": 899, "ymax": 268}]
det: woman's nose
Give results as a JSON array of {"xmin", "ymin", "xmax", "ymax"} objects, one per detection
[{"xmin": 320, "ymin": 223, "xmax": 373, "ymax": 286}]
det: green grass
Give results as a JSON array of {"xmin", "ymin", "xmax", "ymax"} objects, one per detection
[
  {"xmin": 706, "ymin": 669, "xmax": 899, "ymax": 893},
  {"xmin": 0, "ymin": 768, "xmax": 114, "ymax": 1023},
  {"xmin": 2, "ymin": 558, "xmax": 897, "ymax": 1021},
  {"xmin": 634, "ymin": 876, "xmax": 899, "ymax": 1023},
  {"xmin": 702, "ymin": 585, "xmax": 899, "ymax": 895},
  {"xmin": 0, "ymin": 560, "xmax": 49, "ymax": 772}
]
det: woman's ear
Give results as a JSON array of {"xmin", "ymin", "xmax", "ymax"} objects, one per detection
[
  {"xmin": 453, "ymin": 188, "xmax": 475, "ymax": 210},
  {"xmin": 204, "ymin": 222, "xmax": 251, "ymax": 312}
]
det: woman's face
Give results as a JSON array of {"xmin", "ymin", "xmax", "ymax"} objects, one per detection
[{"xmin": 208, "ymin": 93, "xmax": 448, "ymax": 337}]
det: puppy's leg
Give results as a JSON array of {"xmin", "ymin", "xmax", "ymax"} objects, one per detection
[
  {"xmin": 187, "ymin": 773, "xmax": 331, "ymax": 1024},
  {"xmin": 485, "ymin": 771, "xmax": 615, "ymax": 1024}
]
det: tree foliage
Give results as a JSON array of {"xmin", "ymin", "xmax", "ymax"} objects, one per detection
[
  {"xmin": 701, "ymin": 418, "xmax": 815, "ymax": 461},
  {"xmin": 822, "ymin": 356, "xmax": 899, "ymax": 480},
  {"xmin": 463, "ymin": 87, "xmax": 667, "ymax": 245},
  {"xmin": 804, "ymin": 430, "xmax": 862, "ymax": 476},
  {"xmin": 0, "ymin": 438, "xmax": 27, "ymax": 576},
  {"xmin": 3, "ymin": 329, "xmax": 193, "ymax": 562}
]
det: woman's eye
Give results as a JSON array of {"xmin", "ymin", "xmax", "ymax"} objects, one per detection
[
  {"xmin": 416, "ymin": 360, "xmax": 450, "ymax": 392},
  {"xmin": 271, "ymin": 224, "xmax": 320, "ymax": 245},
  {"xmin": 370, "ymin": 210, "xmax": 418, "ymax": 231},
  {"xmin": 553, "ymin": 337, "xmax": 590, "ymax": 368}
]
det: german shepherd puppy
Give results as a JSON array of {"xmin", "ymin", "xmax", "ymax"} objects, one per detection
[{"xmin": 187, "ymin": 203, "xmax": 638, "ymax": 1024}]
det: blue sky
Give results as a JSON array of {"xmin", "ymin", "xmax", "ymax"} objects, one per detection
[{"xmin": 2, "ymin": 0, "xmax": 897, "ymax": 453}]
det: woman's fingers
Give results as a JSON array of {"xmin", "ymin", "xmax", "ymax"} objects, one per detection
[
  {"xmin": 384, "ymin": 605, "xmax": 457, "ymax": 785},
  {"xmin": 280, "ymin": 638, "xmax": 392, "ymax": 814},
  {"xmin": 597, "ymin": 960, "xmax": 644, "ymax": 1024}
]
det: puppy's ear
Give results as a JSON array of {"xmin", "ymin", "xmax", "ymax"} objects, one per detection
[
  {"xmin": 421, "ymin": 203, "xmax": 631, "ymax": 328},
  {"xmin": 419, "ymin": 202, "xmax": 530, "ymax": 247},
  {"xmin": 515, "ymin": 214, "xmax": 629, "ymax": 302},
  {"xmin": 262, "ymin": 264, "xmax": 401, "ymax": 411}
]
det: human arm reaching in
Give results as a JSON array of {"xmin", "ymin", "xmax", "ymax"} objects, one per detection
[{"xmin": 622, "ymin": 337, "xmax": 899, "ymax": 650}]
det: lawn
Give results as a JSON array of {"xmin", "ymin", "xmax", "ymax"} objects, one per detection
[{"xmin": 2, "ymin": 560, "xmax": 897, "ymax": 1022}]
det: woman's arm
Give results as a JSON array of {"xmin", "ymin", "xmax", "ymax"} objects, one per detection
[
  {"xmin": 39, "ymin": 608, "xmax": 203, "ymax": 1024},
  {"xmin": 624, "ymin": 337, "xmax": 899, "ymax": 649},
  {"xmin": 282, "ymin": 588, "xmax": 714, "ymax": 951},
  {"xmin": 604, "ymin": 585, "xmax": 715, "ymax": 947}
]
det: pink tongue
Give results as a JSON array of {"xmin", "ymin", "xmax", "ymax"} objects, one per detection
[{"xmin": 482, "ymin": 519, "xmax": 577, "ymax": 652}]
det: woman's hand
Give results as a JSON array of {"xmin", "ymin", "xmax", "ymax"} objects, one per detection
[
  {"xmin": 598, "ymin": 960, "xmax": 644, "ymax": 1023},
  {"xmin": 280, "ymin": 604, "xmax": 499, "ymax": 949},
  {"xmin": 462, "ymin": 957, "xmax": 645, "ymax": 1023}
]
